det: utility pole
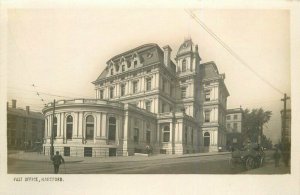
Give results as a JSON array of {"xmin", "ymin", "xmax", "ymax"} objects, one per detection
[
  {"xmin": 50, "ymin": 99, "xmax": 56, "ymax": 159},
  {"xmin": 281, "ymin": 93, "xmax": 290, "ymax": 142}
]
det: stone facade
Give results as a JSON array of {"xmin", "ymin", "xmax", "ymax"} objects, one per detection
[
  {"xmin": 43, "ymin": 39, "xmax": 229, "ymax": 157},
  {"xmin": 7, "ymin": 100, "xmax": 44, "ymax": 150},
  {"xmin": 226, "ymin": 108, "xmax": 243, "ymax": 148}
]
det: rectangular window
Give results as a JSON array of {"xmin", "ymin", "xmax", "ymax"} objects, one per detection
[
  {"xmin": 134, "ymin": 128, "xmax": 139, "ymax": 143},
  {"xmin": 121, "ymin": 84, "xmax": 126, "ymax": 96},
  {"xmin": 226, "ymin": 115, "xmax": 231, "ymax": 120},
  {"xmin": 111, "ymin": 68, "xmax": 114, "ymax": 75},
  {"xmin": 133, "ymin": 81, "xmax": 138, "ymax": 93},
  {"xmin": 163, "ymin": 126, "xmax": 170, "ymax": 142},
  {"xmin": 110, "ymin": 87, "xmax": 114, "ymax": 98},
  {"xmin": 134, "ymin": 60, "xmax": 137, "ymax": 67},
  {"xmin": 146, "ymin": 78, "xmax": 152, "ymax": 91},
  {"xmin": 205, "ymin": 90, "xmax": 211, "ymax": 101},
  {"xmin": 234, "ymin": 114, "xmax": 238, "ymax": 120},
  {"xmin": 181, "ymin": 87, "xmax": 187, "ymax": 99},
  {"xmin": 227, "ymin": 123, "xmax": 230, "ymax": 129},
  {"xmin": 204, "ymin": 110, "xmax": 210, "ymax": 122},
  {"xmin": 64, "ymin": 147, "xmax": 70, "ymax": 156},
  {"xmin": 145, "ymin": 101, "xmax": 151, "ymax": 112},
  {"xmin": 84, "ymin": 147, "xmax": 92, "ymax": 157},
  {"xmin": 100, "ymin": 90, "xmax": 104, "ymax": 99},
  {"xmin": 233, "ymin": 123, "xmax": 237, "ymax": 131}
]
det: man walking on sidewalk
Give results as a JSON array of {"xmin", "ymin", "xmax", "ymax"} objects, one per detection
[{"xmin": 52, "ymin": 151, "xmax": 65, "ymax": 174}]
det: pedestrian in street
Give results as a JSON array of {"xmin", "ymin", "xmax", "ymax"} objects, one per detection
[
  {"xmin": 273, "ymin": 149, "xmax": 281, "ymax": 167},
  {"xmin": 52, "ymin": 151, "xmax": 65, "ymax": 174}
]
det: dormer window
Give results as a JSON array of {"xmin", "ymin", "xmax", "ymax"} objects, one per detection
[
  {"xmin": 134, "ymin": 60, "xmax": 137, "ymax": 68},
  {"xmin": 111, "ymin": 68, "xmax": 114, "ymax": 75},
  {"xmin": 122, "ymin": 65, "xmax": 125, "ymax": 72},
  {"xmin": 146, "ymin": 53, "xmax": 153, "ymax": 58},
  {"xmin": 115, "ymin": 64, "xmax": 119, "ymax": 72}
]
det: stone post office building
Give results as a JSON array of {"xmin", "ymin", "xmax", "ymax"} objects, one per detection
[{"xmin": 42, "ymin": 39, "xmax": 229, "ymax": 157}]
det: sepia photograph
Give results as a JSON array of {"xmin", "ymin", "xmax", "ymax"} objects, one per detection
[{"xmin": 1, "ymin": 0, "xmax": 299, "ymax": 194}]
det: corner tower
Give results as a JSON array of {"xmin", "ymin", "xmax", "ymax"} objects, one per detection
[{"xmin": 175, "ymin": 39, "xmax": 201, "ymax": 118}]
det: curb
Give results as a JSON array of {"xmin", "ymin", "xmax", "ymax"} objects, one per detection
[{"xmin": 8, "ymin": 151, "xmax": 231, "ymax": 164}]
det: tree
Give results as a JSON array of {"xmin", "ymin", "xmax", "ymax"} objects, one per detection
[
  {"xmin": 242, "ymin": 108, "xmax": 272, "ymax": 144},
  {"xmin": 261, "ymin": 134, "xmax": 272, "ymax": 149}
]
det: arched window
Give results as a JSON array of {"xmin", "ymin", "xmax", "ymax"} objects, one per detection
[
  {"xmin": 108, "ymin": 117, "xmax": 116, "ymax": 141},
  {"xmin": 163, "ymin": 126, "xmax": 170, "ymax": 142},
  {"xmin": 86, "ymin": 115, "xmax": 94, "ymax": 140},
  {"xmin": 182, "ymin": 59, "xmax": 186, "ymax": 72},
  {"xmin": 53, "ymin": 117, "xmax": 57, "ymax": 138},
  {"xmin": 204, "ymin": 132, "xmax": 210, "ymax": 146},
  {"xmin": 66, "ymin": 115, "xmax": 73, "ymax": 140}
]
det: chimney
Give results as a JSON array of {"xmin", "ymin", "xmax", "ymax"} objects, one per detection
[
  {"xmin": 26, "ymin": 106, "xmax": 30, "ymax": 115},
  {"xmin": 163, "ymin": 45, "xmax": 172, "ymax": 67},
  {"xmin": 12, "ymin": 99, "xmax": 16, "ymax": 109}
]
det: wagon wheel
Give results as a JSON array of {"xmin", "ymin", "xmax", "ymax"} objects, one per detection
[{"xmin": 245, "ymin": 157, "xmax": 255, "ymax": 170}]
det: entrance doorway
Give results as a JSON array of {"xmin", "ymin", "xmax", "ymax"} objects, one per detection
[{"xmin": 204, "ymin": 132, "xmax": 210, "ymax": 146}]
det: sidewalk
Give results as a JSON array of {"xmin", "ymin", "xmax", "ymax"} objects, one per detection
[
  {"xmin": 8, "ymin": 151, "xmax": 231, "ymax": 164},
  {"xmin": 244, "ymin": 161, "xmax": 290, "ymax": 174}
]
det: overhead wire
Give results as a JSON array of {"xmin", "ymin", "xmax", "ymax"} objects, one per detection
[{"xmin": 184, "ymin": 9, "xmax": 285, "ymax": 96}]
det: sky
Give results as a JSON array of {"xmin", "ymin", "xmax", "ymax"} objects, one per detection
[{"xmin": 7, "ymin": 8, "xmax": 291, "ymax": 143}]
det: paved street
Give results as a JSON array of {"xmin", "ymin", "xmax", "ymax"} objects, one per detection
[
  {"xmin": 7, "ymin": 150, "xmax": 289, "ymax": 174},
  {"xmin": 8, "ymin": 153, "xmax": 244, "ymax": 174}
]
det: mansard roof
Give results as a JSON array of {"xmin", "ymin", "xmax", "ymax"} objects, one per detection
[
  {"xmin": 200, "ymin": 61, "xmax": 220, "ymax": 80},
  {"xmin": 93, "ymin": 43, "xmax": 176, "ymax": 83},
  {"xmin": 177, "ymin": 39, "xmax": 194, "ymax": 57},
  {"xmin": 200, "ymin": 61, "xmax": 230, "ymax": 96},
  {"xmin": 106, "ymin": 43, "xmax": 160, "ymax": 64}
]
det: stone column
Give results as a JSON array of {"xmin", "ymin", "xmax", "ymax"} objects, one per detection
[
  {"xmin": 73, "ymin": 112, "xmax": 78, "ymax": 138},
  {"xmin": 56, "ymin": 113, "xmax": 61, "ymax": 137},
  {"xmin": 156, "ymin": 123, "xmax": 160, "ymax": 143},
  {"xmin": 155, "ymin": 73, "xmax": 159, "ymax": 89},
  {"xmin": 169, "ymin": 121, "xmax": 173, "ymax": 143},
  {"xmin": 60, "ymin": 113, "xmax": 65, "ymax": 140},
  {"xmin": 44, "ymin": 118, "xmax": 48, "ymax": 138},
  {"xmin": 96, "ymin": 113, "xmax": 101, "ymax": 137},
  {"xmin": 122, "ymin": 113, "xmax": 129, "ymax": 156},
  {"xmin": 78, "ymin": 112, "xmax": 83, "ymax": 138},
  {"xmin": 115, "ymin": 116, "xmax": 119, "ymax": 145},
  {"xmin": 101, "ymin": 113, "xmax": 107, "ymax": 138}
]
